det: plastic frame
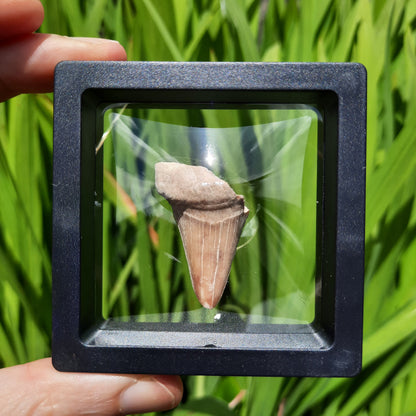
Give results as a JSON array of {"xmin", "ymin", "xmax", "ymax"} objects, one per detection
[{"xmin": 52, "ymin": 61, "xmax": 366, "ymax": 376}]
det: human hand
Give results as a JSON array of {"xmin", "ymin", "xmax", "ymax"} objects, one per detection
[
  {"xmin": 0, "ymin": 1, "xmax": 183, "ymax": 414},
  {"xmin": 0, "ymin": 0, "xmax": 126, "ymax": 101},
  {"xmin": 0, "ymin": 358, "xmax": 182, "ymax": 415}
]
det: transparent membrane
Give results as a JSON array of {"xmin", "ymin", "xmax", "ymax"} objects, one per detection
[{"xmin": 97, "ymin": 105, "xmax": 319, "ymax": 337}]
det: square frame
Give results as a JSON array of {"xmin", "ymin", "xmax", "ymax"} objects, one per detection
[{"xmin": 52, "ymin": 61, "xmax": 366, "ymax": 376}]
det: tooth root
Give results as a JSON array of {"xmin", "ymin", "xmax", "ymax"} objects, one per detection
[{"xmin": 155, "ymin": 162, "xmax": 249, "ymax": 309}]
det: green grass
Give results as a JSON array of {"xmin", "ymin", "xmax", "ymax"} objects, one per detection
[{"xmin": 1, "ymin": 0, "xmax": 416, "ymax": 415}]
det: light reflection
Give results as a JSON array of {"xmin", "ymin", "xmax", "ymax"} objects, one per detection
[{"xmin": 204, "ymin": 145, "xmax": 217, "ymax": 167}]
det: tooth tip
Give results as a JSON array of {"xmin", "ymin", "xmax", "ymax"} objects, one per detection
[{"xmin": 196, "ymin": 289, "xmax": 222, "ymax": 309}]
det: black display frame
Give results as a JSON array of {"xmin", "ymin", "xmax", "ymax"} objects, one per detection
[{"xmin": 52, "ymin": 61, "xmax": 366, "ymax": 377}]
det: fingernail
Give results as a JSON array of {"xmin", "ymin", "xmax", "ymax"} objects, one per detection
[
  {"xmin": 119, "ymin": 376, "xmax": 177, "ymax": 414},
  {"xmin": 72, "ymin": 37, "xmax": 121, "ymax": 45}
]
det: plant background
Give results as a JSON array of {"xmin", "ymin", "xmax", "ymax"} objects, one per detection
[{"xmin": 1, "ymin": 0, "xmax": 416, "ymax": 415}]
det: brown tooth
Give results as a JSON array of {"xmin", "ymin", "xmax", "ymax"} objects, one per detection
[{"xmin": 155, "ymin": 162, "xmax": 249, "ymax": 309}]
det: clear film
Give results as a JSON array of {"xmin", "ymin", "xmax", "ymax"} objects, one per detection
[{"xmin": 97, "ymin": 106, "xmax": 319, "ymax": 336}]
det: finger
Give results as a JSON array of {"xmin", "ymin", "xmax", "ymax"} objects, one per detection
[
  {"xmin": 0, "ymin": 0, "xmax": 44, "ymax": 40},
  {"xmin": 0, "ymin": 358, "xmax": 183, "ymax": 416},
  {"xmin": 0, "ymin": 33, "xmax": 127, "ymax": 101}
]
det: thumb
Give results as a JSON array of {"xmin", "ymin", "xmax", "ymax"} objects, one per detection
[{"xmin": 0, "ymin": 358, "xmax": 183, "ymax": 415}]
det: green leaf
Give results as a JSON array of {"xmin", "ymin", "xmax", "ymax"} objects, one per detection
[
  {"xmin": 366, "ymin": 94, "xmax": 416, "ymax": 235},
  {"xmin": 243, "ymin": 378, "xmax": 284, "ymax": 416},
  {"xmin": 179, "ymin": 397, "xmax": 235, "ymax": 416},
  {"xmin": 141, "ymin": 0, "xmax": 183, "ymax": 61},
  {"xmin": 223, "ymin": 0, "xmax": 260, "ymax": 61}
]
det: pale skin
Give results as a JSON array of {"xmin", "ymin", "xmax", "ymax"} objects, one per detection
[{"xmin": 0, "ymin": 0, "xmax": 183, "ymax": 414}]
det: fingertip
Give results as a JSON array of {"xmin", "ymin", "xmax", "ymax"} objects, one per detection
[
  {"xmin": 119, "ymin": 375, "xmax": 183, "ymax": 414},
  {"xmin": 31, "ymin": 0, "xmax": 46, "ymax": 30},
  {"xmin": 0, "ymin": 0, "xmax": 45, "ymax": 40},
  {"xmin": 84, "ymin": 38, "xmax": 127, "ymax": 61},
  {"xmin": 39, "ymin": 35, "xmax": 128, "ymax": 62},
  {"xmin": 153, "ymin": 375, "xmax": 184, "ymax": 408}
]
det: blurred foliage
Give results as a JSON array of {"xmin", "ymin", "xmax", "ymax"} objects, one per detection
[
  {"xmin": 0, "ymin": 0, "xmax": 416, "ymax": 415},
  {"xmin": 102, "ymin": 106, "xmax": 317, "ymax": 322}
]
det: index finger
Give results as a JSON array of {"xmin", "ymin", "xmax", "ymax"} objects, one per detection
[{"xmin": 0, "ymin": 33, "xmax": 127, "ymax": 101}]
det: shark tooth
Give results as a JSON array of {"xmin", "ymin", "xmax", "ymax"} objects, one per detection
[{"xmin": 155, "ymin": 162, "xmax": 249, "ymax": 309}]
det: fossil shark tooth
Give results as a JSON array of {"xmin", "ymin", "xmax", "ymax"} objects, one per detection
[{"xmin": 155, "ymin": 162, "xmax": 249, "ymax": 309}]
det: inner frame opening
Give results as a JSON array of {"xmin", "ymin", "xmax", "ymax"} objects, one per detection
[{"xmin": 79, "ymin": 88, "xmax": 337, "ymax": 350}]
